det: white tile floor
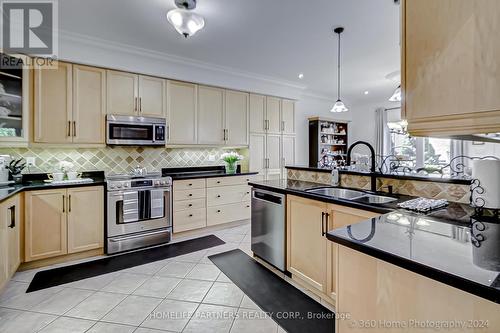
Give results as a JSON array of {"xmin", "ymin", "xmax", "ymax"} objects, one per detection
[{"xmin": 0, "ymin": 221, "xmax": 290, "ymax": 333}]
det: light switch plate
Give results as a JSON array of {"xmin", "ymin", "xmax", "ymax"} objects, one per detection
[{"xmin": 208, "ymin": 155, "xmax": 216, "ymax": 161}]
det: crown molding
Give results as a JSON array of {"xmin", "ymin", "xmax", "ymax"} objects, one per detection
[
  {"xmin": 300, "ymin": 90, "xmax": 337, "ymax": 102},
  {"xmin": 59, "ymin": 30, "xmax": 307, "ymax": 91}
]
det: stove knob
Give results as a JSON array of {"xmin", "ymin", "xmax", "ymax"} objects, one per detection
[
  {"xmin": 161, "ymin": 181, "xmax": 166, "ymax": 185},
  {"xmin": 109, "ymin": 184, "xmax": 115, "ymax": 189},
  {"xmin": 116, "ymin": 183, "xmax": 122, "ymax": 188},
  {"xmin": 123, "ymin": 183, "xmax": 129, "ymax": 188}
]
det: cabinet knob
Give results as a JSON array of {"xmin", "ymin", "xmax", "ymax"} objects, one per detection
[
  {"xmin": 188, "ymin": 194, "xmax": 193, "ymax": 197},
  {"xmin": 217, "ymin": 209, "xmax": 221, "ymax": 213},
  {"xmin": 188, "ymin": 204, "xmax": 193, "ymax": 207},
  {"xmin": 188, "ymin": 183, "xmax": 193, "ymax": 186},
  {"xmin": 217, "ymin": 195, "xmax": 221, "ymax": 198},
  {"xmin": 217, "ymin": 181, "xmax": 221, "ymax": 184},
  {"xmin": 246, "ymin": 205, "xmax": 250, "ymax": 208},
  {"xmin": 189, "ymin": 214, "xmax": 193, "ymax": 217},
  {"xmin": 246, "ymin": 192, "xmax": 250, "ymax": 194}
]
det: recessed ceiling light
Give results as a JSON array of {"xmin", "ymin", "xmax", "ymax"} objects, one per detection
[
  {"xmin": 298, "ymin": 73, "xmax": 304, "ymax": 79},
  {"xmin": 364, "ymin": 91, "xmax": 369, "ymax": 95}
]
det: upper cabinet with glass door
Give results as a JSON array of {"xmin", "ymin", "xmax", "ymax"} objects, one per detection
[
  {"xmin": 403, "ymin": 0, "xmax": 500, "ymax": 137},
  {"xmin": 0, "ymin": 53, "xmax": 30, "ymax": 146}
]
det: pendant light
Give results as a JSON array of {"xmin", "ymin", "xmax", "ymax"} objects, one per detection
[
  {"xmin": 167, "ymin": 0, "xmax": 205, "ymax": 38},
  {"xmin": 389, "ymin": 85, "xmax": 402, "ymax": 102},
  {"xmin": 331, "ymin": 27, "xmax": 348, "ymax": 113}
]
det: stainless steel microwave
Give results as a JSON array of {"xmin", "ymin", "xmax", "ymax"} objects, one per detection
[{"xmin": 106, "ymin": 115, "xmax": 166, "ymax": 146}]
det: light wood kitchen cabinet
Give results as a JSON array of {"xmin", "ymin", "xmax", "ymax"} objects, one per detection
[
  {"xmin": 35, "ymin": 62, "xmax": 106, "ymax": 144},
  {"xmin": 25, "ymin": 186, "xmax": 104, "ymax": 262},
  {"xmin": 249, "ymin": 94, "xmax": 266, "ymax": 133},
  {"xmin": 25, "ymin": 189, "xmax": 67, "ymax": 261},
  {"xmin": 266, "ymin": 96, "xmax": 281, "ymax": 134},
  {"xmin": 282, "ymin": 135, "xmax": 295, "ymax": 170},
  {"xmin": 138, "ymin": 75, "xmax": 166, "ymax": 117},
  {"xmin": 197, "ymin": 86, "xmax": 225, "ymax": 145},
  {"xmin": 107, "ymin": 70, "xmax": 166, "ymax": 117},
  {"xmin": 225, "ymin": 90, "xmax": 249, "ymax": 146},
  {"xmin": 286, "ymin": 196, "xmax": 380, "ymax": 303},
  {"xmin": 173, "ymin": 179, "xmax": 207, "ymax": 233},
  {"xmin": 34, "ymin": 61, "xmax": 73, "ymax": 143},
  {"xmin": 106, "ymin": 70, "xmax": 138, "ymax": 116},
  {"xmin": 325, "ymin": 205, "xmax": 379, "ymax": 301},
  {"xmin": 72, "ymin": 65, "xmax": 106, "ymax": 144},
  {"xmin": 281, "ymin": 99, "xmax": 295, "ymax": 134},
  {"xmin": 249, "ymin": 134, "xmax": 266, "ymax": 180},
  {"xmin": 67, "ymin": 187, "xmax": 104, "ymax": 254},
  {"xmin": 287, "ymin": 195, "xmax": 328, "ymax": 293},
  {"xmin": 403, "ymin": 0, "xmax": 500, "ymax": 136},
  {"xmin": 207, "ymin": 202, "xmax": 250, "ymax": 227},
  {"xmin": 266, "ymin": 134, "xmax": 282, "ymax": 179},
  {"xmin": 0, "ymin": 194, "xmax": 22, "ymax": 291},
  {"xmin": 167, "ymin": 81, "xmax": 198, "ymax": 145}
]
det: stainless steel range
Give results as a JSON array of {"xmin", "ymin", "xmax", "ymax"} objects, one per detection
[{"xmin": 106, "ymin": 171, "xmax": 172, "ymax": 254}]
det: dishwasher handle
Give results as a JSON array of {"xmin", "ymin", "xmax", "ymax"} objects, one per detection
[{"xmin": 252, "ymin": 189, "xmax": 284, "ymax": 205}]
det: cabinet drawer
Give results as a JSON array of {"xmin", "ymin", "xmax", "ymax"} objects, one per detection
[
  {"xmin": 174, "ymin": 188, "xmax": 206, "ymax": 201},
  {"xmin": 173, "ymin": 208, "xmax": 207, "ymax": 233},
  {"xmin": 173, "ymin": 198, "xmax": 206, "ymax": 212},
  {"xmin": 173, "ymin": 179, "xmax": 206, "ymax": 191},
  {"xmin": 206, "ymin": 175, "xmax": 253, "ymax": 187},
  {"xmin": 207, "ymin": 185, "xmax": 251, "ymax": 206},
  {"xmin": 207, "ymin": 202, "xmax": 251, "ymax": 226}
]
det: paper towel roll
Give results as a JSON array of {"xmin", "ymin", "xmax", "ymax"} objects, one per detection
[{"xmin": 472, "ymin": 159, "xmax": 500, "ymax": 209}]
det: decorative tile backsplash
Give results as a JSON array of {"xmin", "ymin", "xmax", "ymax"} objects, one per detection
[
  {"xmin": 0, "ymin": 147, "xmax": 248, "ymax": 175},
  {"xmin": 287, "ymin": 169, "xmax": 471, "ymax": 204}
]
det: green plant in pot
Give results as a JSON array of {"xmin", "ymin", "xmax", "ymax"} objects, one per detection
[
  {"xmin": 221, "ymin": 152, "xmax": 243, "ymax": 174},
  {"xmin": 7, "ymin": 158, "xmax": 26, "ymax": 184}
]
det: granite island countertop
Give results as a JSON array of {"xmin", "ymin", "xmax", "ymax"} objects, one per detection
[{"xmin": 328, "ymin": 212, "xmax": 500, "ymax": 304}]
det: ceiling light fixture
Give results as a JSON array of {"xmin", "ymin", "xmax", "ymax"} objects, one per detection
[
  {"xmin": 364, "ymin": 91, "xmax": 369, "ymax": 95},
  {"xmin": 389, "ymin": 85, "xmax": 402, "ymax": 102},
  {"xmin": 298, "ymin": 73, "xmax": 304, "ymax": 79},
  {"xmin": 331, "ymin": 27, "xmax": 348, "ymax": 113},
  {"xmin": 167, "ymin": 0, "xmax": 205, "ymax": 38}
]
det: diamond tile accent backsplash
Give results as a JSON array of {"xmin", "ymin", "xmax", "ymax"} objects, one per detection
[
  {"xmin": 287, "ymin": 169, "xmax": 471, "ymax": 204},
  {"xmin": 0, "ymin": 147, "xmax": 248, "ymax": 175}
]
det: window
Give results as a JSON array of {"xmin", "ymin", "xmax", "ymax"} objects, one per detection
[{"xmin": 387, "ymin": 121, "xmax": 453, "ymax": 176}]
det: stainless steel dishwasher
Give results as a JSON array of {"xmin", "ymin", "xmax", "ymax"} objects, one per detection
[{"xmin": 251, "ymin": 188, "xmax": 286, "ymax": 271}]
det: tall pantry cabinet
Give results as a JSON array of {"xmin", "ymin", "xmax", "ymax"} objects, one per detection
[{"xmin": 249, "ymin": 94, "xmax": 295, "ymax": 180}]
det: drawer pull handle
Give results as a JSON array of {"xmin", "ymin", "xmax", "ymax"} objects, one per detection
[
  {"xmin": 189, "ymin": 194, "xmax": 193, "ymax": 197},
  {"xmin": 188, "ymin": 204, "xmax": 193, "ymax": 207},
  {"xmin": 188, "ymin": 183, "xmax": 193, "ymax": 186},
  {"xmin": 246, "ymin": 205, "xmax": 250, "ymax": 208},
  {"xmin": 217, "ymin": 195, "xmax": 221, "ymax": 198},
  {"xmin": 217, "ymin": 181, "xmax": 221, "ymax": 184},
  {"xmin": 189, "ymin": 214, "xmax": 193, "ymax": 217},
  {"xmin": 217, "ymin": 210, "xmax": 221, "ymax": 213},
  {"xmin": 246, "ymin": 192, "xmax": 250, "ymax": 194}
]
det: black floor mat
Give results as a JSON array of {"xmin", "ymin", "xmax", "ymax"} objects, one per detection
[
  {"xmin": 209, "ymin": 249, "xmax": 335, "ymax": 333},
  {"xmin": 27, "ymin": 235, "xmax": 224, "ymax": 292}
]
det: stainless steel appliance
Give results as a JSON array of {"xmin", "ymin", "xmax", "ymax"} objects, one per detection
[
  {"xmin": 106, "ymin": 172, "xmax": 172, "ymax": 254},
  {"xmin": 251, "ymin": 188, "xmax": 286, "ymax": 271},
  {"xmin": 106, "ymin": 115, "xmax": 166, "ymax": 146}
]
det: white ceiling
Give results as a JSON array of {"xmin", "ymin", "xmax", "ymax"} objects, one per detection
[{"xmin": 59, "ymin": 0, "xmax": 401, "ymax": 108}]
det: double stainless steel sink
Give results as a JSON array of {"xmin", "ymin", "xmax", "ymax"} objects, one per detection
[{"xmin": 305, "ymin": 187, "xmax": 397, "ymax": 204}]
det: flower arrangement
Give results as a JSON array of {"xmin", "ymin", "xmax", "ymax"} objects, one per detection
[
  {"xmin": 221, "ymin": 152, "xmax": 243, "ymax": 174},
  {"xmin": 56, "ymin": 161, "xmax": 75, "ymax": 173}
]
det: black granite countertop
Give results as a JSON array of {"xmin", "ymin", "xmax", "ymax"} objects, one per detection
[
  {"xmin": 328, "ymin": 212, "xmax": 500, "ymax": 304},
  {"xmin": 0, "ymin": 171, "xmax": 105, "ymax": 203},
  {"xmin": 248, "ymin": 179, "xmax": 473, "ymax": 224},
  {"xmin": 162, "ymin": 166, "xmax": 258, "ymax": 180}
]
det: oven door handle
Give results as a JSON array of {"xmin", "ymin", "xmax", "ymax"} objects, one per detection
[{"xmin": 109, "ymin": 229, "xmax": 168, "ymax": 242}]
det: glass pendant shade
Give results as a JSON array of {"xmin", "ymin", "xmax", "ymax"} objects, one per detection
[
  {"xmin": 331, "ymin": 99, "xmax": 349, "ymax": 113},
  {"xmin": 389, "ymin": 85, "xmax": 402, "ymax": 102},
  {"xmin": 167, "ymin": 9, "xmax": 205, "ymax": 38}
]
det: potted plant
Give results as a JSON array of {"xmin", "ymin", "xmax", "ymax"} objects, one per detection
[
  {"xmin": 56, "ymin": 161, "xmax": 75, "ymax": 179},
  {"xmin": 221, "ymin": 152, "xmax": 243, "ymax": 174}
]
